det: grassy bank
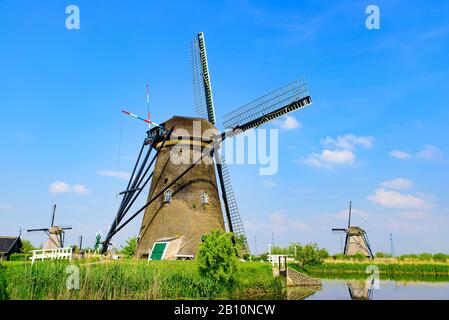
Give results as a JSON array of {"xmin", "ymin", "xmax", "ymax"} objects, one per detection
[
  {"xmin": 289, "ymin": 261, "xmax": 449, "ymax": 282},
  {"xmin": 0, "ymin": 260, "xmax": 282, "ymax": 300}
]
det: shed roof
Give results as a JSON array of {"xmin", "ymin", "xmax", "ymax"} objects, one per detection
[{"xmin": 0, "ymin": 236, "xmax": 21, "ymax": 253}]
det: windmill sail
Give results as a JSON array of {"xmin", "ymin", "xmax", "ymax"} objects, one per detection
[
  {"xmin": 191, "ymin": 32, "xmax": 216, "ymax": 124},
  {"xmin": 223, "ymin": 79, "xmax": 311, "ymax": 133},
  {"xmin": 191, "ymin": 32, "xmax": 249, "ymax": 253},
  {"xmin": 215, "ymin": 153, "xmax": 249, "ymax": 252}
]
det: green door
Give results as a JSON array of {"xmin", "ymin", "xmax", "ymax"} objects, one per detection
[{"xmin": 150, "ymin": 243, "xmax": 167, "ymax": 260}]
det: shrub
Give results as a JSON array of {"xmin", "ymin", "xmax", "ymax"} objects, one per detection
[
  {"xmin": 20, "ymin": 239, "xmax": 36, "ymax": 254},
  {"xmin": 291, "ymin": 243, "xmax": 329, "ymax": 267},
  {"xmin": 121, "ymin": 236, "xmax": 138, "ymax": 258},
  {"xmin": 376, "ymin": 252, "xmax": 392, "ymax": 258},
  {"xmin": 433, "ymin": 253, "xmax": 448, "ymax": 263},
  {"xmin": 0, "ymin": 264, "xmax": 8, "ymax": 300},
  {"xmin": 9, "ymin": 253, "xmax": 31, "ymax": 261},
  {"xmin": 418, "ymin": 253, "xmax": 433, "ymax": 261},
  {"xmin": 197, "ymin": 230, "xmax": 238, "ymax": 286},
  {"xmin": 352, "ymin": 253, "xmax": 367, "ymax": 261},
  {"xmin": 270, "ymin": 246, "xmax": 290, "ymax": 255}
]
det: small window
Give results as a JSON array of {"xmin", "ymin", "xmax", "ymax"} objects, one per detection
[
  {"xmin": 164, "ymin": 190, "xmax": 173, "ymax": 203},
  {"xmin": 201, "ymin": 192, "xmax": 209, "ymax": 204}
]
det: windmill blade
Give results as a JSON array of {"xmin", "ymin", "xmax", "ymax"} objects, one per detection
[
  {"xmin": 214, "ymin": 152, "xmax": 250, "ymax": 254},
  {"xmin": 51, "ymin": 204, "xmax": 56, "ymax": 227},
  {"xmin": 332, "ymin": 228, "xmax": 347, "ymax": 235},
  {"xmin": 191, "ymin": 32, "xmax": 216, "ymax": 124},
  {"xmin": 223, "ymin": 79, "xmax": 311, "ymax": 134},
  {"xmin": 61, "ymin": 226, "xmax": 72, "ymax": 230},
  {"xmin": 347, "ymin": 201, "xmax": 352, "ymax": 228},
  {"xmin": 27, "ymin": 228, "xmax": 49, "ymax": 233}
]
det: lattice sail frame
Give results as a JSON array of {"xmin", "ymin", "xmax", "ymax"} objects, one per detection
[
  {"xmin": 223, "ymin": 79, "xmax": 311, "ymax": 131},
  {"xmin": 191, "ymin": 32, "xmax": 216, "ymax": 124}
]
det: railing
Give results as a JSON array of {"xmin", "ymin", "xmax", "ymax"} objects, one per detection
[
  {"xmin": 29, "ymin": 248, "xmax": 73, "ymax": 264},
  {"xmin": 267, "ymin": 254, "xmax": 289, "ymax": 267}
]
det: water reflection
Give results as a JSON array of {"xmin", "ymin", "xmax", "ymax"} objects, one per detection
[
  {"xmin": 303, "ymin": 279, "xmax": 449, "ymax": 300},
  {"xmin": 347, "ymin": 280, "xmax": 373, "ymax": 300}
]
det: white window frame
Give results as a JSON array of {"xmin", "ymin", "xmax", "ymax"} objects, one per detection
[
  {"xmin": 164, "ymin": 189, "xmax": 173, "ymax": 203},
  {"xmin": 201, "ymin": 192, "xmax": 209, "ymax": 204}
]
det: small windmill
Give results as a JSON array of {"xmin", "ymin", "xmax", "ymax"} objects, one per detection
[
  {"xmin": 101, "ymin": 32, "xmax": 312, "ymax": 258},
  {"xmin": 27, "ymin": 205, "xmax": 72, "ymax": 250},
  {"xmin": 332, "ymin": 202, "xmax": 374, "ymax": 259}
]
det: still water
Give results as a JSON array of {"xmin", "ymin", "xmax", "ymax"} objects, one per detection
[{"xmin": 290, "ymin": 280, "xmax": 449, "ymax": 300}]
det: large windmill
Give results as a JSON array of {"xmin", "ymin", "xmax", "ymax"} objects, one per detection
[
  {"xmin": 100, "ymin": 32, "xmax": 312, "ymax": 259},
  {"xmin": 332, "ymin": 202, "xmax": 374, "ymax": 259},
  {"xmin": 27, "ymin": 205, "xmax": 72, "ymax": 250}
]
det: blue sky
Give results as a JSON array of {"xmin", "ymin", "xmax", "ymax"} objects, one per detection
[{"xmin": 1, "ymin": 0, "xmax": 448, "ymax": 254}]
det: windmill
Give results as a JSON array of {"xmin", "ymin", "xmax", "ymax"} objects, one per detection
[
  {"xmin": 27, "ymin": 205, "xmax": 72, "ymax": 250},
  {"xmin": 332, "ymin": 201, "xmax": 374, "ymax": 259},
  {"xmin": 347, "ymin": 280, "xmax": 373, "ymax": 300},
  {"xmin": 100, "ymin": 32, "xmax": 312, "ymax": 259}
]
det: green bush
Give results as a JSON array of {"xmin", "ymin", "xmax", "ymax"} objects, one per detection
[
  {"xmin": 20, "ymin": 239, "xmax": 36, "ymax": 254},
  {"xmin": 376, "ymin": 252, "xmax": 392, "ymax": 258},
  {"xmin": 400, "ymin": 254, "xmax": 418, "ymax": 260},
  {"xmin": 197, "ymin": 230, "xmax": 238, "ymax": 286},
  {"xmin": 291, "ymin": 243, "xmax": 329, "ymax": 267},
  {"xmin": 0, "ymin": 264, "xmax": 9, "ymax": 300},
  {"xmin": 418, "ymin": 253, "xmax": 433, "ymax": 261},
  {"xmin": 121, "ymin": 236, "xmax": 138, "ymax": 259},
  {"xmin": 9, "ymin": 253, "xmax": 31, "ymax": 261},
  {"xmin": 352, "ymin": 253, "xmax": 367, "ymax": 261},
  {"xmin": 433, "ymin": 253, "xmax": 448, "ymax": 262}
]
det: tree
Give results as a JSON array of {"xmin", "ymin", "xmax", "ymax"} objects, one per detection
[
  {"xmin": 197, "ymin": 230, "xmax": 238, "ymax": 285},
  {"xmin": 291, "ymin": 242, "xmax": 329, "ymax": 267},
  {"xmin": 20, "ymin": 239, "xmax": 36, "ymax": 254},
  {"xmin": 121, "ymin": 236, "xmax": 138, "ymax": 258}
]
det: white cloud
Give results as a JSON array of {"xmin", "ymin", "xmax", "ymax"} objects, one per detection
[
  {"xmin": 73, "ymin": 184, "xmax": 89, "ymax": 195},
  {"xmin": 390, "ymin": 150, "xmax": 412, "ymax": 160},
  {"xmin": 97, "ymin": 170, "xmax": 131, "ymax": 180},
  {"xmin": 390, "ymin": 145, "xmax": 441, "ymax": 160},
  {"xmin": 50, "ymin": 181, "xmax": 71, "ymax": 194},
  {"xmin": 0, "ymin": 205, "xmax": 14, "ymax": 212},
  {"xmin": 335, "ymin": 208, "xmax": 369, "ymax": 220},
  {"xmin": 381, "ymin": 178, "xmax": 413, "ymax": 190},
  {"xmin": 246, "ymin": 211, "xmax": 311, "ymax": 232},
  {"xmin": 303, "ymin": 149, "xmax": 355, "ymax": 168},
  {"xmin": 321, "ymin": 134, "xmax": 374, "ymax": 151},
  {"xmin": 262, "ymin": 180, "xmax": 278, "ymax": 188},
  {"xmin": 50, "ymin": 181, "xmax": 89, "ymax": 195},
  {"xmin": 269, "ymin": 211, "xmax": 311, "ymax": 232},
  {"xmin": 368, "ymin": 188, "xmax": 432, "ymax": 210},
  {"xmin": 416, "ymin": 145, "xmax": 442, "ymax": 160},
  {"xmin": 398, "ymin": 211, "xmax": 429, "ymax": 221},
  {"xmin": 302, "ymin": 134, "xmax": 374, "ymax": 169},
  {"xmin": 279, "ymin": 115, "xmax": 301, "ymax": 130}
]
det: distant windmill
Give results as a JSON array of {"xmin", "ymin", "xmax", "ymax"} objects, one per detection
[
  {"xmin": 332, "ymin": 201, "xmax": 374, "ymax": 259},
  {"xmin": 27, "ymin": 205, "xmax": 72, "ymax": 249}
]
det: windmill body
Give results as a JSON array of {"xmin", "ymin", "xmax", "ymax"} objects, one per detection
[{"xmin": 136, "ymin": 116, "xmax": 225, "ymax": 258}]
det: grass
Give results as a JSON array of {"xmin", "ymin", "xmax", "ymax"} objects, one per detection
[
  {"xmin": 289, "ymin": 260, "xmax": 449, "ymax": 282},
  {"xmin": 0, "ymin": 260, "xmax": 282, "ymax": 300}
]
